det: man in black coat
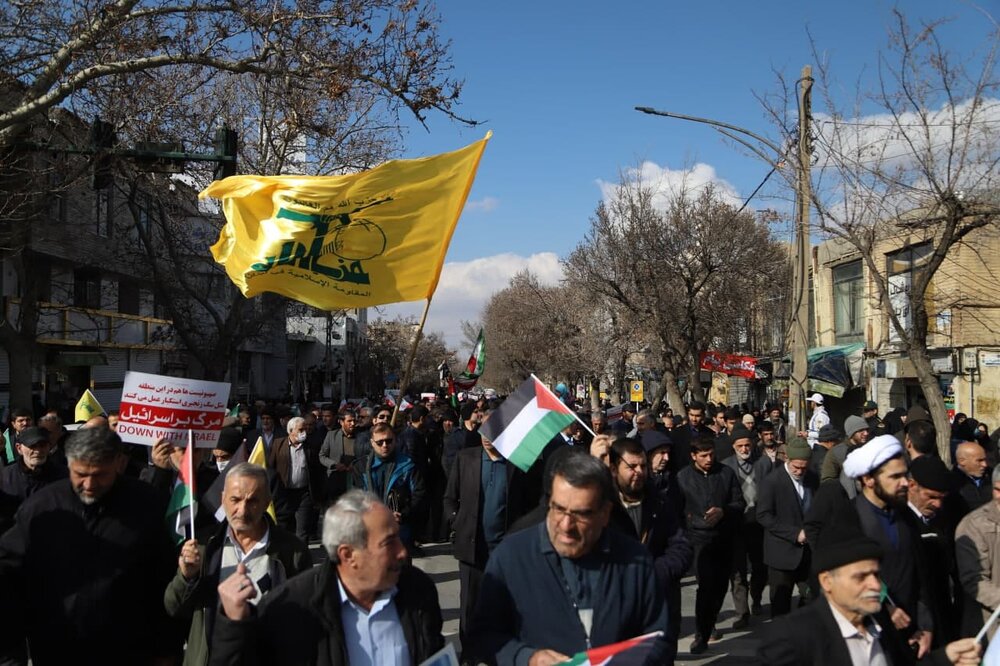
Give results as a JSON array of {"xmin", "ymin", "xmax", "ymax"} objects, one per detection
[
  {"xmin": 443, "ymin": 401, "xmax": 482, "ymax": 479},
  {"xmin": 676, "ymin": 435, "xmax": 746, "ymax": 654},
  {"xmin": 756, "ymin": 436, "xmax": 818, "ymax": 616},
  {"xmin": 950, "ymin": 440, "xmax": 990, "ymax": 520},
  {"xmin": 0, "ymin": 427, "xmax": 177, "ymax": 664},
  {"xmin": 211, "ymin": 490, "xmax": 444, "ymax": 665},
  {"xmin": 443, "ymin": 431, "xmax": 539, "ymax": 663},
  {"xmin": 608, "ymin": 437, "xmax": 692, "ymax": 653},
  {"xmin": 757, "ymin": 520, "xmax": 981, "ymax": 665},
  {"xmin": 668, "ymin": 401, "xmax": 715, "ymax": 474},
  {"xmin": 0, "ymin": 426, "xmax": 67, "ymax": 534}
]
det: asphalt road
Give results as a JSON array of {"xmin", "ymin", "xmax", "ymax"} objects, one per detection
[{"xmin": 411, "ymin": 541, "xmax": 768, "ymax": 665}]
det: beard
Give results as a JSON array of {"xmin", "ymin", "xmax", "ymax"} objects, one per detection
[{"xmin": 874, "ymin": 480, "xmax": 906, "ymax": 508}]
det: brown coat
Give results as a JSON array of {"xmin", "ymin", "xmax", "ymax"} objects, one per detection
[{"xmin": 955, "ymin": 498, "xmax": 1000, "ymax": 637}]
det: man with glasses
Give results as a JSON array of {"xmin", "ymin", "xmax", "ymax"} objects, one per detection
[
  {"xmin": 352, "ymin": 422, "xmax": 425, "ymax": 551},
  {"xmin": 470, "ymin": 447, "xmax": 670, "ymax": 666}
]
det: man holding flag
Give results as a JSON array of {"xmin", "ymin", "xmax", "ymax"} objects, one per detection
[{"xmin": 165, "ymin": 463, "xmax": 311, "ymax": 666}]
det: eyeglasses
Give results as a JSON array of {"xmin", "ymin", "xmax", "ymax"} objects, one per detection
[
  {"xmin": 372, "ymin": 438, "xmax": 395, "ymax": 447},
  {"xmin": 548, "ymin": 501, "xmax": 599, "ymax": 524}
]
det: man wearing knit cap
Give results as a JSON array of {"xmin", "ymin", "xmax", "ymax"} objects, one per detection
[
  {"xmin": 907, "ymin": 455, "xmax": 960, "ymax": 645},
  {"xmin": 809, "ymin": 424, "xmax": 841, "ymax": 478},
  {"xmin": 758, "ymin": 519, "xmax": 981, "ymax": 664},
  {"xmin": 722, "ymin": 425, "xmax": 769, "ymax": 625},
  {"xmin": 864, "ymin": 400, "xmax": 884, "ymax": 436},
  {"xmin": 801, "ymin": 393, "xmax": 829, "ymax": 450},
  {"xmin": 820, "ymin": 415, "xmax": 871, "ymax": 499},
  {"xmin": 757, "ymin": 436, "xmax": 818, "ymax": 617}
]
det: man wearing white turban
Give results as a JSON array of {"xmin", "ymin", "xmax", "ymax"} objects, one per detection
[{"xmin": 805, "ymin": 435, "xmax": 936, "ymax": 658}]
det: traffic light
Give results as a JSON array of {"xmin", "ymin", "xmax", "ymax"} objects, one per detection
[
  {"xmin": 213, "ymin": 126, "xmax": 238, "ymax": 180},
  {"xmin": 90, "ymin": 118, "xmax": 116, "ymax": 189}
]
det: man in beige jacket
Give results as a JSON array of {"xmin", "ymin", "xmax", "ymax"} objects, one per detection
[{"xmin": 955, "ymin": 464, "xmax": 1000, "ymax": 638}]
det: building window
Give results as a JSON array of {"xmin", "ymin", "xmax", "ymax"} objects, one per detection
[
  {"xmin": 96, "ymin": 188, "xmax": 113, "ymax": 238},
  {"xmin": 887, "ymin": 243, "xmax": 933, "ymax": 344},
  {"xmin": 833, "ymin": 260, "xmax": 864, "ymax": 343},
  {"xmin": 118, "ymin": 280, "xmax": 140, "ymax": 315},
  {"xmin": 73, "ymin": 268, "xmax": 102, "ymax": 309}
]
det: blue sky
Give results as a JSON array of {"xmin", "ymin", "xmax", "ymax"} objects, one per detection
[{"xmin": 383, "ymin": 0, "xmax": 995, "ymax": 351}]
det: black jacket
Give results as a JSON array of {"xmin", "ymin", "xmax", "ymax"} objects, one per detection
[
  {"xmin": 675, "ymin": 462, "xmax": 745, "ymax": 544},
  {"xmin": 756, "ymin": 465, "xmax": 818, "ymax": 570},
  {"xmin": 443, "ymin": 446, "xmax": 538, "ymax": 567},
  {"xmin": 0, "ymin": 476, "xmax": 176, "ymax": 665},
  {"xmin": 443, "ymin": 425, "xmax": 481, "ymax": 479},
  {"xmin": 0, "ymin": 459, "xmax": 67, "ymax": 533},
  {"xmin": 667, "ymin": 424, "xmax": 715, "ymax": 474},
  {"xmin": 758, "ymin": 595, "xmax": 952, "ymax": 666},
  {"xmin": 949, "ymin": 469, "xmax": 991, "ymax": 519},
  {"xmin": 209, "ymin": 562, "xmax": 444, "ymax": 666},
  {"xmin": 609, "ymin": 488, "xmax": 693, "ymax": 589}
]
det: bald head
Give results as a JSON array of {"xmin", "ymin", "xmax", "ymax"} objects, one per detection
[{"xmin": 956, "ymin": 441, "xmax": 988, "ymax": 480}]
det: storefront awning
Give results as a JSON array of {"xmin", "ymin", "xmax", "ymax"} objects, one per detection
[{"xmin": 775, "ymin": 343, "xmax": 866, "ymax": 398}]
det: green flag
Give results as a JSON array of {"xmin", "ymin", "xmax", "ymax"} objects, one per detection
[{"xmin": 3, "ymin": 428, "xmax": 14, "ymax": 465}]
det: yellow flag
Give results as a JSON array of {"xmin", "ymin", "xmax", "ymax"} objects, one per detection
[
  {"xmin": 247, "ymin": 437, "xmax": 278, "ymax": 522},
  {"xmin": 200, "ymin": 133, "xmax": 491, "ymax": 310},
  {"xmin": 75, "ymin": 389, "xmax": 105, "ymax": 423}
]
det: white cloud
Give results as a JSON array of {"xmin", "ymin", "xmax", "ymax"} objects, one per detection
[
  {"xmin": 597, "ymin": 161, "xmax": 743, "ymax": 210},
  {"xmin": 465, "ymin": 195, "xmax": 500, "ymax": 213},
  {"xmin": 377, "ymin": 252, "xmax": 563, "ymax": 349}
]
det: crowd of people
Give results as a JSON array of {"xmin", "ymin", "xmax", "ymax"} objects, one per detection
[{"xmin": 0, "ymin": 390, "xmax": 996, "ymax": 665}]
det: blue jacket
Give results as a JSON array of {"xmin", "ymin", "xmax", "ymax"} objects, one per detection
[{"xmin": 469, "ymin": 522, "xmax": 669, "ymax": 666}]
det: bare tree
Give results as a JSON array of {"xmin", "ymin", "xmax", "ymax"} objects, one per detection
[
  {"xmin": 758, "ymin": 10, "xmax": 1000, "ymax": 457},
  {"xmin": 565, "ymin": 171, "xmax": 788, "ymax": 411},
  {"xmin": 0, "ymin": 0, "xmax": 472, "ymax": 406},
  {"xmin": 365, "ymin": 316, "xmax": 452, "ymax": 395}
]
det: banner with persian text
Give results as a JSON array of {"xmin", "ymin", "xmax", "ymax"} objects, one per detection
[{"xmin": 117, "ymin": 372, "xmax": 231, "ymax": 448}]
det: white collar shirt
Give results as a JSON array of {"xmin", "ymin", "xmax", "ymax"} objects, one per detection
[{"xmin": 829, "ymin": 603, "xmax": 889, "ymax": 666}]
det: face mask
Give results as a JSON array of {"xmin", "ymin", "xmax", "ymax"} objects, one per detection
[
  {"xmin": 216, "ymin": 459, "xmax": 230, "ymax": 472},
  {"xmin": 295, "ymin": 432, "xmax": 307, "ymax": 443}
]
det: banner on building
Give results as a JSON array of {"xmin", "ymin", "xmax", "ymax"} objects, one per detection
[
  {"xmin": 699, "ymin": 350, "xmax": 757, "ymax": 379},
  {"xmin": 117, "ymin": 372, "xmax": 230, "ymax": 448}
]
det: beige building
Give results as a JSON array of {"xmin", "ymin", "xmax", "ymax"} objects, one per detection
[{"xmin": 811, "ymin": 223, "xmax": 1000, "ymax": 424}]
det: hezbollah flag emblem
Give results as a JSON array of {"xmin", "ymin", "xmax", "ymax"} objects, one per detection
[{"xmin": 200, "ymin": 133, "xmax": 490, "ymax": 310}]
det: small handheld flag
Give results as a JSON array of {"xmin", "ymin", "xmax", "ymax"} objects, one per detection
[
  {"xmin": 166, "ymin": 434, "xmax": 198, "ymax": 544},
  {"xmin": 559, "ymin": 631, "xmax": 663, "ymax": 665},
  {"xmin": 248, "ymin": 437, "xmax": 278, "ymax": 522},
  {"xmin": 75, "ymin": 389, "xmax": 105, "ymax": 422}
]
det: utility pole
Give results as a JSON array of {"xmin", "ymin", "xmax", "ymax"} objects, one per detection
[{"xmin": 788, "ymin": 65, "xmax": 813, "ymax": 432}]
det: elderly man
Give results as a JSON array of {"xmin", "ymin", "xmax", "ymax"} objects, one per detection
[
  {"xmin": 955, "ymin": 464, "xmax": 1000, "ymax": 639},
  {"xmin": 0, "ymin": 427, "xmax": 176, "ymax": 664},
  {"xmin": 758, "ymin": 521, "xmax": 981, "ymax": 665},
  {"xmin": 0, "ymin": 426, "xmax": 67, "ymax": 533},
  {"xmin": 470, "ymin": 447, "xmax": 670, "ymax": 666},
  {"xmin": 951, "ymin": 441, "xmax": 990, "ymax": 519},
  {"xmin": 212, "ymin": 490, "xmax": 444, "ymax": 664},
  {"xmin": 270, "ymin": 416, "xmax": 326, "ymax": 541},
  {"xmin": 722, "ymin": 425, "xmax": 769, "ymax": 626},
  {"xmin": 810, "ymin": 435, "xmax": 936, "ymax": 655},
  {"xmin": 443, "ymin": 424, "xmax": 539, "ymax": 664},
  {"xmin": 164, "ymin": 464, "xmax": 311, "ymax": 665},
  {"xmin": 757, "ymin": 436, "xmax": 818, "ymax": 617},
  {"xmin": 906, "ymin": 456, "xmax": 960, "ymax": 645}
]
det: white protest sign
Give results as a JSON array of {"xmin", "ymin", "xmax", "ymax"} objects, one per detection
[{"xmin": 117, "ymin": 371, "xmax": 230, "ymax": 448}]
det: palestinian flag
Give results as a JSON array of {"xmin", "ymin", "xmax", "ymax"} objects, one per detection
[
  {"xmin": 227, "ymin": 403, "xmax": 240, "ymax": 418},
  {"xmin": 479, "ymin": 375, "xmax": 576, "ymax": 472},
  {"xmin": 166, "ymin": 436, "xmax": 197, "ymax": 544},
  {"xmin": 453, "ymin": 329, "xmax": 486, "ymax": 390},
  {"xmin": 560, "ymin": 632, "xmax": 662, "ymax": 665}
]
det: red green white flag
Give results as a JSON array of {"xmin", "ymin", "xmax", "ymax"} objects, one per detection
[
  {"xmin": 479, "ymin": 374, "xmax": 576, "ymax": 472},
  {"xmin": 559, "ymin": 631, "xmax": 663, "ymax": 665},
  {"xmin": 453, "ymin": 328, "xmax": 486, "ymax": 390},
  {"xmin": 166, "ymin": 432, "xmax": 197, "ymax": 544}
]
